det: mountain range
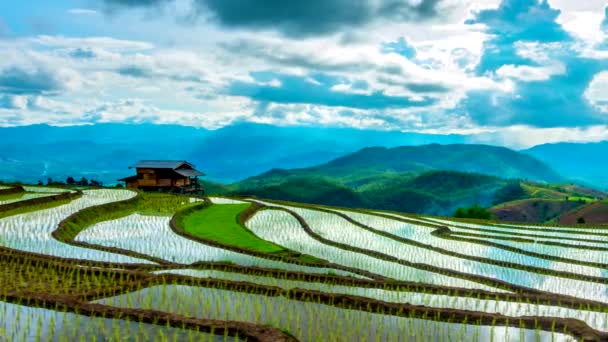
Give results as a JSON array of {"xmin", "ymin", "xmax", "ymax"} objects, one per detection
[
  {"xmin": 523, "ymin": 141, "xmax": 608, "ymax": 190},
  {"xmin": 229, "ymin": 144, "xmax": 584, "ymax": 216},
  {"xmin": 0, "ymin": 123, "xmax": 467, "ymax": 184},
  {"xmin": 0, "ymin": 123, "xmax": 607, "ymax": 221},
  {"xmin": 1, "ymin": 123, "xmax": 605, "ymax": 188}
]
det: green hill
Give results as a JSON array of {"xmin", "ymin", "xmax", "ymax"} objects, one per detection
[
  {"xmin": 306, "ymin": 144, "xmax": 563, "ymax": 183},
  {"xmin": 230, "ymin": 144, "xmax": 607, "ymax": 218},
  {"xmin": 235, "ymin": 170, "xmax": 509, "ymax": 216}
]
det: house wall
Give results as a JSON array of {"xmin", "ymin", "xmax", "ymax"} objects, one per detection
[
  {"xmin": 136, "ymin": 168, "xmax": 158, "ymax": 187},
  {"xmin": 134, "ymin": 168, "xmax": 190, "ymax": 188},
  {"xmin": 126, "ymin": 180, "xmax": 139, "ymax": 189}
]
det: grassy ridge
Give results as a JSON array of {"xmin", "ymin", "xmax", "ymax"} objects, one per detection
[
  {"xmin": 56, "ymin": 192, "xmax": 199, "ymax": 241},
  {"xmin": 181, "ymin": 203, "xmax": 286, "ymax": 254}
]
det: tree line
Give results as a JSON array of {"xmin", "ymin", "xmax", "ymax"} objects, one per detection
[{"xmin": 38, "ymin": 177, "xmax": 104, "ymax": 187}]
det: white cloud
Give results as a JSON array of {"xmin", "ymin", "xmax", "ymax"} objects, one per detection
[
  {"xmin": 30, "ymin": 35, "xmax": 153, "ymax": 51},
  {"xmin": 496, "ymin": 63, "xmax": 566, "ymax": 82},
  {"xmin": 471, "ymin": 125, "xmax": 608, "ymax": 149},
  {"xmin": 585, "ymin": 71, "xmax": 608, "ymax": 112},
  {"xmin": 0, "ymin": 0, "xmax": 605, "ymax": 149},
  {"xmin": 68, "ymin": 9, "xmax": 99, "ymax": 16},
  {"xmin": 550, "ymin": 0, "xmax": 607, "ymax": 45}
]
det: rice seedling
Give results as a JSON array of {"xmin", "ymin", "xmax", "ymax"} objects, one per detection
[
  {"xmin": 94, "ymin": 285, "xmax": 579, "ymax": 342},
  {"xmin": 2, "ymin": 191, "xmax": 607, "ymax": 341},
  {"xmin": 209, "ymin": 197, "xmax": 248, "ymax": 205},
  {"xmin": 76, "ymin": 213, "xmax": 358, "ymax": 276}
]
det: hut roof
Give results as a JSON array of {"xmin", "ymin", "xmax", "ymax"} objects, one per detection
[{"xmin": 130, "ymin": 160, "xmax": 195, "ymax": 169}]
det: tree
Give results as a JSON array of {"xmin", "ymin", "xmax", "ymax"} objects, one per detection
[
  {"xmin": 90, "ymin": 179, "xmax": 101, "ymax": 187},
  {"xmin": 453, "ymin": 204, "xmax": 493, "ymax": 220},
  {"xmin": 37, "ymin": 180, "xmax": 43, "ymax": 186},
  {"xmin": 115, "ymin": 183, "xmax": 124, "ymax": 188},
  {"xmin": 66, "ymin": 177, "xmax": 75, "ymax": 185},
  {"xmin": 577, "ymin": 217, "xmax": 586, "ymax": 224},
  {"xmin": 79, "ymin": 177, "xmax": 88, "ymax": 186},
  {"xmin": 492, "ymin": 182, "xmax": 526, "ymax": 205},
  {"xmin": 47, "ymin": 178, "xmax": 53, "ymax": 185}
]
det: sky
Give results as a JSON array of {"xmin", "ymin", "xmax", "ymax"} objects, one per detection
[{"xmin": 0, "ymin": 0, "xmax": 607, "ymax": 148}]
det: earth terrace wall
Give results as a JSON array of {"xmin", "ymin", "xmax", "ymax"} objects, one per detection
[
  {"xmin": 253, "ymin": 200, "xmax": 608, "ymax": 306},
  {"xmin": 46, "ymin": 271, "xmax": 608, "ymax": 342},
  {"xmin": 5, "ymin": 230, "xmax": 608, "ymax": 340},
  {"xmin": 51, "ymin": 193, "xmax": 383, "ymax": 280},
  {"xmin": 423, "ymin": 219, "xmax": 608, "ymax": 241},
  {"xmin": 258, "ymin": 200, "xmax": 603, "ymax": 306},
  {"xmin": 52, "ymin": 191, "xmax": 171, "ymax": 265},
  {"xmin": 405, "ymin": 209, "xmax": 608, "ymax": 229},
  {"xmin": 0, "ymin": 293, "xmax": 298, "ymax": 342},
  {"xmin": 0, "ymin": 185, "xmax": 24, "ymax": 196},
  {"xmin": 170, "ymin": 199, "xmax": 386, "ymax": 281},
  {"xmin": 287, "ymin": 200, "xmax": 608, "ymax": 272},
  {"xmin": 323, "ymin": 208, "xmax": 608, "ymax": 286},
  {"xmin": 9, "ymin": 195, "xmax": 605, "ymax": 340},
  {"xmin": 286, "ymin": 289, "xmax": 608, "ymax": 342},
  {"xmin": 266, "ymin": 205, "xmax": 547, "ymax": 294},
  {"xmin": 0, "ymin": 245, "xmax": 155, "ymax": 271},
  {"xmin": 373, "ymin": 210, "xmax": 608, "ymax": 269},
  {"xmin": 25, "ymin": 265, "xmax": 606, "ymax": 342},
  {"xmin": 0, "ymin": 189, "xmax": 82, "ymax": 215},
  {"xmin": 84, "ymin": 273, "xmax": 608, "ymax": 341},
  {"xmin": 7, "ymin": 246, "xmax": 608, "ymax": 314},
  {"xmin": 253, "ymin": 199, "xmax": 555, "ymax": 291}
]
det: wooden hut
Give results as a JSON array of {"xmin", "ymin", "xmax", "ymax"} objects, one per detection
[{"xmin": 119, "ymin": 160, "xmax": 204, "ymax": 193}]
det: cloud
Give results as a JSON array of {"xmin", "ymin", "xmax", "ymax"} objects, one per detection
[
  {"xmin": 382, "ymin": 37, "xmax": 416, "ymax": 59},
  {"xmin": 0, "ymin": 66, "xmax": 66, "ymax": 95},
  {"xmin": 30, "ymin": 35, "xmax": 153, "ymax": 51},
  {"xmin": 117, "ymin": 65, "xmax": 155, "ymax": 78},
  {"xmin": 405, "ymin": 82, "xmax": 450, "ymax": 93},
  {"xmin": 68, "ymin": 9, "xmax": 99, "ymax": 15},
  {"xmin": 585, "ymin": 71, "xmax": 608, "ymax": 112},
  {"xmin": 495, "ymin": 62, "xmax": 565, "ymax": 82},
  {"xmin": 69, "ymin": 48, "xmax": 98, "ymax": 59},
  {"xmin": 228, "ymin": 72, "xmax": 436, "ymax": 110},
  {"xmin": 0, "ymin": 95, "xmax": 28, "ymax": 109},
  {"xmin": 460, "ymin": 0, "xmax": 608, "ymax": 128},
  {"xmin": 102, "ymin": 0, "xmax": 444, "ymax": 37},
  {"xmin": 467, "ymin": 0, "xmax": 571, "ymax": 74},
  {"xmin": 471, "ymin": 125, "xmax": 608, "ymax": 149}
]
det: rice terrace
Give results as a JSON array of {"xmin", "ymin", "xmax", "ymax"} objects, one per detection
[
  {"xmin": 0, "ymin": 179, "xmax": 607, "ymax": 341},
  {"xmin": 3, "ymin": 0, "xmax": 608, "ymax": 341}
]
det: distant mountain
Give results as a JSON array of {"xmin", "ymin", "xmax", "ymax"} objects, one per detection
[
  {"xmin": 240, "ymin": 144, "xmax": 563, "ymax": 186},
  {"xmin": 237, "ymin": 170, "xmax": 510, "ymax": 215},
  {"xmin": 523, "ymin": 141, "xmax": 608, "ymax": 190},
  {"xmin": 233, "ymin": 144, "xmax": 565, "ymax": 215},
  {"xmin": 185, "ymin": 123, "xmax": 467, "ymax": 182},
  {"xmin": 0, "ymin": 123, "xmax": 468, "ymax": 184}
]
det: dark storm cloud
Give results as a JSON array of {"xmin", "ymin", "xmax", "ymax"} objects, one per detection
[{"xmin": 101, "ymin": 0, "xmax": 444, "ymax": 37}]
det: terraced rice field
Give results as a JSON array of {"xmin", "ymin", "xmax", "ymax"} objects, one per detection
[{"xmin": 1, "ymin": 189, "xmax": 608, "ymax": 341}]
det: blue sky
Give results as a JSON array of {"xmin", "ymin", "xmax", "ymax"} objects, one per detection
[{"xmin": 0, "ymin": 0, "xmax": 607, "ymax": 147}]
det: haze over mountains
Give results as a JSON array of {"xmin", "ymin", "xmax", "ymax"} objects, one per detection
[
  {"xmin": 523, "ymin": 142, "xmax": 608, "ymax": 190},
  {"xmin": 1, "ymin": 122, "xmax": 606, "ymax": 220},
  {"xmin": 0, "ymin": 123, "xmax": 606, "ymax": 191},
  {"xmin": 0, "ymin": 123, "xmax": 466, "ymax": 184},
  {"xmin": 231, "ymin": 144, "xmax": 570, "ymax": 216}
]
